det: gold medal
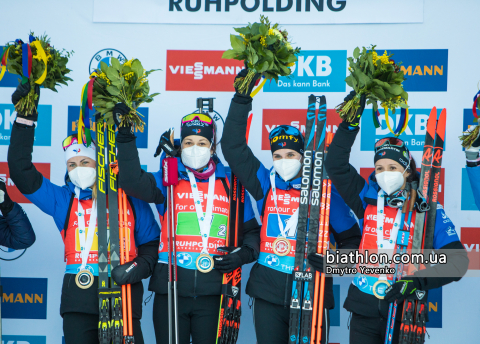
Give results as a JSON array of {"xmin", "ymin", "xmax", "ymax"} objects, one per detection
[
  {"xmin": 75, "ymin": 270, "xmax": 94, "ymax": 289},
  {"xmin": 196, "ymin": 254, "xmax": 214, "ymax": 273},
  {"xmin": 272, "ymin": 236, "xmax": 291, "ymax": 256},
  {"xmin": 372, "ymin": 280, "xmax": 391, "ymax": 299}
]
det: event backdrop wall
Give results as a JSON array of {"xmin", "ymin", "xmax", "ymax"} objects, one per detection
[{"xmin": 0, "ymin": 0, "xmax": 479, "ymax": 343}]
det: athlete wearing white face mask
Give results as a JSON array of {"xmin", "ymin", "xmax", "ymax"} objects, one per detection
[
  {"xmin": 112, "ymin": 104, "xmax": 261, "ymax": 344},
  {"xmin": 221, "ymin": 69, "xmax": 362, "ymax": 344},
  {"xmin": 64, "ymin": 136, "xmax": 97, "ymax": 190},
  {"xmin": 325, "ymin": 90, "xmax": 468, "ymax": 344},
  {"xmin": 8, "ymin": 82, "xmax": 160, "ymax": 344}
]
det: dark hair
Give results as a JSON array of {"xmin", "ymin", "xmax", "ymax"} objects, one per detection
[
  {"xmin": 178, "ymin": 113, "xmax": 217, "ymax": 155},
  {"xmin": 406, "ymin": 156, "xmax": 418, "ymax": 183}
]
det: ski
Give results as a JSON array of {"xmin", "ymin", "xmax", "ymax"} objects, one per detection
[
  {"xmin": 312, "ymin": 131, "xmax": 334, "ymax": 344},
  {"xmin": 96, "ymin": 116, "xmax": 112, "ymax": 344},
  {"xmin": 412, "ymin": 108, "xmax": 446, "ymax": 344},
  {"xmin": 385, "ymin": 183, "xmax": 415, "ymax": 344},
  {"xmin": 107, "ymin": 123, "xmax": 123, "ymax": 344},
  {"xmin": 301, "ymin": 96, "xmax": 327, "ymax": 344},
  {"xmin": 288, "ymin": 95, "xmax": 321, "ymax": 344}
]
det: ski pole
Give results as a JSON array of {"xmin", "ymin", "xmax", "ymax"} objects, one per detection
[
  {"xmin": 117, "ymin": 188, "xmax": 128, "ymax": 339},
  {"xmin": 121, "ymin": 189, "xmax": 135, "ymax": 344}
]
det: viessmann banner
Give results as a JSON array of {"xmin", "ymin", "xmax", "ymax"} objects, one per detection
[{"xmin": 93, "ymin": 0, "xmax": 424, "ymax": 25}]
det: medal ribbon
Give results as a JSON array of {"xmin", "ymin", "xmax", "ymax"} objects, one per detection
[
  {"xmin": 75, "ymin": 187, "xmax": 98, "ymax": 271},
  {"xmin": 0, "ymin": 46, "xmax": 11, "ymax": 81},
  {"xmin": 269, "ymin": 169, "xmax": 299, "ymax": 238},
  {"xmin": 186, "ymin": 170, "xmax": 216, "ymax": 255},
  {"xmin": 472, "ymin": 90, "xmax": 480, "ymax": 119},
  {"xmin": 376, "ymin": 190, "xmax": 402, "ymax": 281}
]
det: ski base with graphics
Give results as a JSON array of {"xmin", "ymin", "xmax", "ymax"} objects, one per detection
[{"xmin": 289, "ymin": 95, "xmax": 330, "ymax": 344}]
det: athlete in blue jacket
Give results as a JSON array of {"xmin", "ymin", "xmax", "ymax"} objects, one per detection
[
  {"xmin": 7, "ymin": 82, "xmax": 160, "ymax": 344},
  {"xmin": 221, "ymin": 70, "xmax": 361, "ymax": 344},
  {"xmin": 465, "ymin": 126, "xmax": 480, "ymax": 210},
  {"xmin": 325, "ymin": 91, "xmax": 469, "ymax": 344},
  {"xmin": 0, "ymin": 178, "xmax": 35, "ymax": 249}
]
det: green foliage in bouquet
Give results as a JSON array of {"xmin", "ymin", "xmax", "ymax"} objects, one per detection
[
  {"xmin": 460, "ymin": 118, "xmax": 480, "ymax": 148},
  {"xmin": 3, "ymin": 32, "xmax": 73, "ymax": 115},
  {"xmin": 336, "ymin": 46, "xmax": 408, "ymax": 122},
  {"xmin": 222, "ymin": 15, "xmax": 301, "ymax": 94},
  {"xmin": 90, "ymin": 57, "xmax": 160, "ymax": 130}
]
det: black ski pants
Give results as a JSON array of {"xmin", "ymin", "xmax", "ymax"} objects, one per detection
[
  {"xmin": 153, "ymin": 293, "xmax": 221, "ymax": 344},
  {"xmin": 63, "ymin": 312, "xmax": 144, "ymax": 344},
  {"xmin": 349, "ymin": 312, "xmax": 401, "ymax": 344},
  {"xmin": 253, "ymin": 297, "xmax": 330, "ymax": 344}
]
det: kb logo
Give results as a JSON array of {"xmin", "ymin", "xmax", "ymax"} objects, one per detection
[
  {"xmin": 264, "ymin": 50, "xmax": 346, "ymax": 93},
  {"xmin": 360, "ymin": 108, "xmax": 443, "ymax": 152}
]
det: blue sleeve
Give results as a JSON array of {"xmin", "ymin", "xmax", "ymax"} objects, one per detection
[
  {"xmin": 243, "ymin": 189, "xmax": 255, "ymax": 223},
  {"xmin": 466, "ymin": 165, "xmax": 480, "ymax": 210},
  {"xmin": 25, "ymin": 176, "xmax": 71, "ymax": 231},
  {"xmin": 254, "ymin": 163, "xmax": 272, "ymax": 217},
  {"xmin": 131, "ymin": 196, "xmax": 160, "ymax": 246},
  {"xmin": 432, "ymin": 205, "xmax": 460, "ymax": 250},
  {"xmin": 0, "ymin": 203, "xmax": 36, "ymax": 250},
  {"xmin": 329, "ymin": 184, "xmax": 358, "ymax": 233}
]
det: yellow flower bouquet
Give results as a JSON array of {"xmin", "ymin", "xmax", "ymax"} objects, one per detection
[
  {"xmin": 222, "ymin": 15, "xmax": 300, "ymax": 94},
  {"xmin": 89, "ymin": 57, "xmax": 160, "ymax": 130},
  {"xmin": 336, "ymin": 46, "xmax": 408, "ymax": 131}
]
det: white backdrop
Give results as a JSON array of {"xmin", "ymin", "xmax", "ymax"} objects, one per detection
[{"xmin": 0, "ymin": 0, "xmax": 479, "ymax": 343}]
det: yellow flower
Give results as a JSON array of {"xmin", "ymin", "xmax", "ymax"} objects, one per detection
[
  {"xmin": 260, "ymin": 36, "xmax": 267, "ymax": 47},
  {"xmin": 239, "ymin": 33, "xmax": 249, "ymax": 45},
  {"xmin": 286, "ymin": 62, "xmax": 295, "ymax": 67},
  {"xmin": 124, "ymin": 58, "xmax": 134, "ymax": 67},
  {"xmin": 98, "ymin": 72, "xmax": 111, "ymax": 85},
  {"xmin": 348, "ymin": 67, "xmax": 353, "ymax": 72},
  {"xmin": 90, "ymin": 71, "xmax": 99, "ymax": 79},
  {"xmin": 124, "ymin": 71, "xmax": 135, "ymax": 81},
  {"xmin": 268, "ymin": 28, "xmax": 274, "ymax": 36}
]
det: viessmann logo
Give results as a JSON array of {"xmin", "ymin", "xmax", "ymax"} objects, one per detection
[
  {"xmin": 2, "ymin": 277, "xmax": 48, "ymax": 319},
  {"xmin": 461, "ymin": 227, "xmax": 480, "ymax": 270},
  {"xmin": 0, "ymin": 162, "xmax": 51, "ymax": 204},
  {"xmin": 166, "ymin": 50, "xmax": 243, "ymax": 91},
  {"xmin": 262, "ymin": 109, "xmax": 341, "ymax": 150},
  {"xmin": 378, "ymin": 49, "xmax": 448, "ymax": 92}
]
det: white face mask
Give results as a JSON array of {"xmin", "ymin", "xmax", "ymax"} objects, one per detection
[
  {"xmin": 376, "ymin": 171, "xmax": 406, "ymax": 195},
  {"xmin": 181, "ymin": 144, "xmax": 212, "ymax": 170},
  {"xmin": 68, "ymin": 167, "xmax": 96, "ymax": 190},
  {"xmin": 273, "ymin": 158, "xmax": 302, "ymax": 181}
]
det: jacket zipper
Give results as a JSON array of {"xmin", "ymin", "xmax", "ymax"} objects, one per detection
[{"xmin": 194, "ymin": 269, "xmax": 197, "ymax": 297}]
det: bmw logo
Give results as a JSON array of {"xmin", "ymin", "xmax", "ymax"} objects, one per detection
[
  {"xmin": 266, "ymin": 254, "xmax": 280, "ymax": 267},
  {"xmin": 177, "ymin": 252, "xmax": 192, "ymax": 266},
  {"xmin": 0, "ymin": 246, "xmax": 27, "ymax": 261},
  {"xmin": 89, "ymin": 49, "xmax": 127, "ymax": 74}
]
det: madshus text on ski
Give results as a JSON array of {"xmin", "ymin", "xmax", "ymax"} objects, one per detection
[{"xmin": 3, "ymin": 64, "xmax": 470, "ymax": 344}]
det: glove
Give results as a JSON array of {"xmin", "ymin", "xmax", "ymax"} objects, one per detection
[
  {"xmin": 12, "ymin": 82, "xmax": 40, "ymax": 121},
  {"xmin": 154, "ymin": 128, "xmax": 178, "ymax": 158},
  {"xmin": 465, "ymin": 125, "xmax": 480, "ymax": 163},
  {"xmin": 384, "ymin": 275, "xmax": 423, "ymax": 304},
  {"xmin": 111, "ymin": 256, "xmax": 151, "ymax": 285},
  {"xmin": 234, "ymin": 69, "xmax": 261, "ymax": 102},
  {"xmin": 113, "ymin": 103, "xmax": 134, "ymax": 137},
  {"xmin": 308, "ymin": 253, "xmax": 325, "ymax": 273},
  {"xmin": 213, "ymin": 246, "xmax": 252, "ymax": 274},
  {"xmin": 343, "ymin": 90, "xmax": 366, "ymax": 129},
  {"xmin": 0, "ymin": 179, "xmax": 14, "ymax": 215}
]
